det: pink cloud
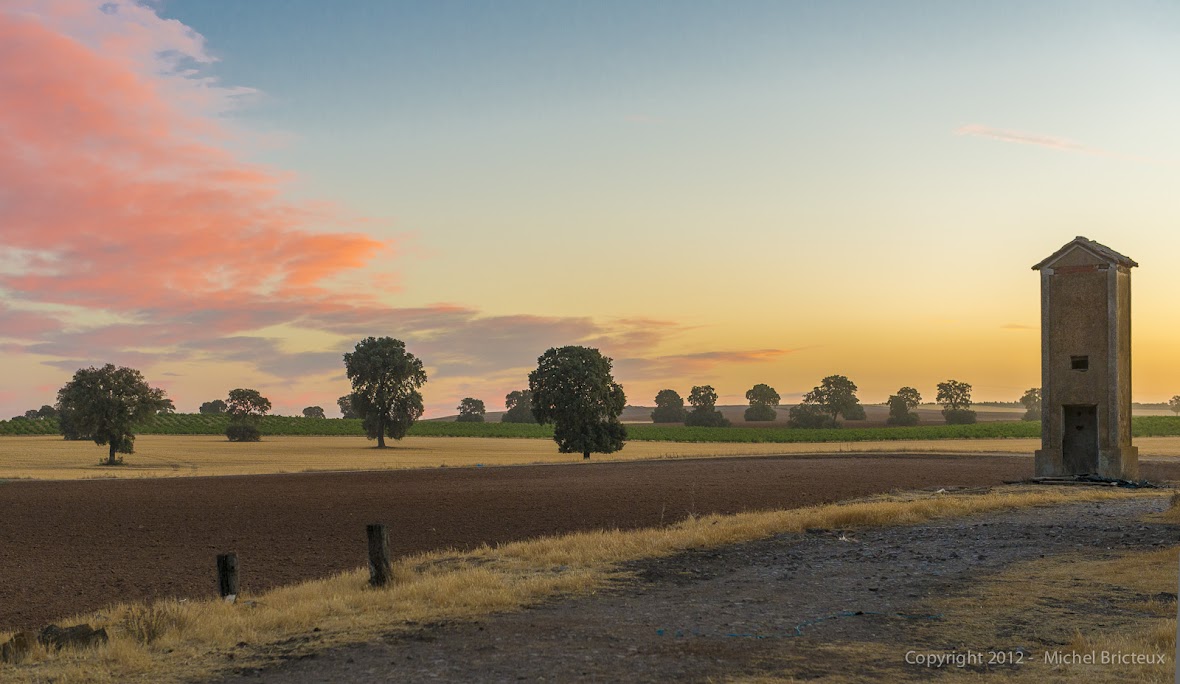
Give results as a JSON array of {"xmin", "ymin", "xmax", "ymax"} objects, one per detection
[
  {"xmin": 954, "ymin": 124, "xmax": 1097, "ymax": 155},
  {"xmin": 953, "ymin": 124, "xmax": 1162, "ymax": 165},
  {"xmin": 0, "ymin": 3, "xmax": 797, "ymax": 418},
  {"xmin": 0, "ymin": 4, "xmax": 387, "ymax": 315},
  {"xmin": 0, "ymin": 305, "xmax": 63, "ymax": 338}
]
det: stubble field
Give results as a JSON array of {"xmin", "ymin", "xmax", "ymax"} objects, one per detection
[{"xmin": 4, "ymin": 434, "xmax": 1180, "ymax": 480}]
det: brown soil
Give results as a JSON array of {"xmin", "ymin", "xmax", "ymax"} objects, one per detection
[{"xmin": 2, "ymin": 454, "xmax": 1176, "ymax": 630}]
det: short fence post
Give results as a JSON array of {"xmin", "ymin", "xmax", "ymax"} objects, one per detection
[
  {"xmin": 367, "ymin": 523, "xmax": 391, "ymax": 587},
  {"xmin": 217, "ymin": 552, "xmax": 239, "ymax": 603}
]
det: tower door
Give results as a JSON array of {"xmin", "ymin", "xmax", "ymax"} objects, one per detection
[{"xmin": 1062, "ymin": 405, "xmax": 1099, "ymax": 475}]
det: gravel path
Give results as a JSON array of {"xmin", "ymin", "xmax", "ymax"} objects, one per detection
[{"xmin": 213, "ymin": 495, "xmax": 1178, "ymax": 683}]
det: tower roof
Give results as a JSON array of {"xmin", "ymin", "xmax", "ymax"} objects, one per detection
[{"xmin": 1032, "ymin": 236, "xmax": 1138, "ymax": 270}]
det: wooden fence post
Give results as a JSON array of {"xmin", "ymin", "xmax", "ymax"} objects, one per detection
[
  {"xmin": 217, "ymin": 553, "xmax": 239, "ymax": 602},
  {"xmin": 367, "ymin": 523, "xmax": 391, "ymax": 587}
]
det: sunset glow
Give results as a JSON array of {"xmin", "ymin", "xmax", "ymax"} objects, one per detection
[{"xmin": 2, "ymin": 1, "xmax": 1178, "ymax": 417}]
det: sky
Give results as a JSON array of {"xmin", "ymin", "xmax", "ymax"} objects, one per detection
[{"xmin": 1, "ymin": 0, "xmax": 1178, "ymax": 418}]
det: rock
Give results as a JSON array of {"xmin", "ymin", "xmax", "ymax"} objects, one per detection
[
  {"xmin": 38, "ymin": 623, "xmax": 108, "ymax": 652},
  {"xmin": 0, "ymin": 631, "xmax": 35, "ymax": 663}
]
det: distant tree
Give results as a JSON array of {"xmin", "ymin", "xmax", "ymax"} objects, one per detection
[
  {"xmin": 302, "ymin": 406, "xmax": 326, "ymax": 419},
  {"xmin": 685, "ymin": 385, "xmax": 730, "ymax": 427},
  {"xmin": 651, "ymin": 389, "xmax": 688, "ymax": 424},
  {"xmin": 743, "ymin": 383, "xmax": 780, "ymax": 422},
  {"xmin": 896, "ymin": 387, "xmax": 922, "ymax": 411},
  {"xmin": 793, "ymin": 375, "xmax": 862, "ymax": 427},
  {"xmin": 1019, "ymin": 388, "xmax": 1042, "ymax": 422},
  {"xmin": 1169, "ymin": 395, "xmax": 1180, "ymax": 417},
  {"xmin": 225, "ymin": 388, "xmax": 271, "ymax": 442},
  {"xmin": 886, "ymin": 387, "xmax": 922, "ymax": 427},
  {"xmin": 502, "ymin": 389, "xmax": 538, "ymax": 423},
  {"xmin": 456, "ymin": 397, "xmax": 486, "ymax": 422},
  {"xmin": 937, "ymin": 380, "xmax": 976, "ymax": 425},
  {"xmin": 344, "ymin": 337, "xmax": 427, "ymax": 448},
  {"xmin": 337, "ymin": 394, "xmax": 360, "ymax": 419},
  {"xmin": 199, "ymin": 399, "xmax": 227, "ymax": 415},
  {"xmin": 23, "ymin": 409, "xmax": 39, "ymax": 420},
  {"xmin": 36, "ymin": 405, "xmax": 57, "ymax": 419},
  {"xmin": 56, "ymin": 364, "xmax": 170, "ymax": 465},
  {"xmin": 528, "ymin": 346, "xmax": 626, "ymax": 459}
]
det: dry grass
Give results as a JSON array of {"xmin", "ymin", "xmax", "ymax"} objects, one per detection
[
  {"xmin": 0, "ymin": 486, "xmax": 1159, "ymax": 683},
  {"xmin": 4, "ymin": 434, "xmax": 1180, "ymax": 481}
]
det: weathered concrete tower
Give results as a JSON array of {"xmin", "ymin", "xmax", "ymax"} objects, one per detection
[{"xmin": 1032, "ymin": 237, "xmax": 1138, "ymax": 480}]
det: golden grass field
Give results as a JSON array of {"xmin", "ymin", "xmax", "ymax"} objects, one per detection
[
  {"xmin": 0, "ymin": 486, "xmax": 1165, "ymax": 683},
  {"xmin": 3, "ymin": 434, "xmax": 1180, "ymax": 481}
]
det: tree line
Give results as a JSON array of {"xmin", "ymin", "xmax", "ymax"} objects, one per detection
[{"xmin": 28, "ymin": 335, "xmax": 1180, "ymax": 465}]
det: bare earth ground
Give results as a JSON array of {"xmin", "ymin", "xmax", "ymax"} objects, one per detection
[
  {"xmin": 3, "ymin": 453, "xmax": 1155, "ymax": 630},
  {"xmin": 216, "ymin": 497, "xmax": 1179, "ymax": 683}
]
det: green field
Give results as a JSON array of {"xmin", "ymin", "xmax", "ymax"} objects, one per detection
[{"xmin": 4, "ymin": 413, "xmax": 1180, "ymax": 443}]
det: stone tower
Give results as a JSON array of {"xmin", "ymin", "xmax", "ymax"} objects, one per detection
[{"xmin": 1032, "ymin": 236, "xmax": 1138, "ymax": 480}]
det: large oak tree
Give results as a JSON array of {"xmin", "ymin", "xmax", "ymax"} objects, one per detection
[
  {"xmin": 344, "ymin": 337, "xmax": 427, "ymax": 448},
  {"xmin": 528, "ymin": 346, "xmax": 626, "ymax": 459},
  {"xmin": 56, "ymin": 364, "xmax": 170, "ymax": 465}
]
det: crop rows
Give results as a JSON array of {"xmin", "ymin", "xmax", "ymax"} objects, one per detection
[{"xmin": 4, "ymin": 414, "xmax": 1179, "ymax": 443}]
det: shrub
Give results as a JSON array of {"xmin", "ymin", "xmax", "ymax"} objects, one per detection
[
  {"xmin": 942, "ymin": 408, "xmax": 977, "ymax": 425},
  {"xmin": 787, "ymin": 403, "xmax": 838, "ymax": 429},
  {"xmin": 843, "ymin": 403, "xmax": 867, "ymax": 421},
  {"xmin": 886, "ymin": 394, "xmax": 919, "ymax": 426},
  {"xmin": 743, "ymin": 404, "xmax": 777, "ymax": 422},
  {"xmin": 685, "ymin": 410, "xmax": 730, "ymax": 427},
  {"xmin": 226, "ymin": 424, "xmax": 261, "ymax": 442}
]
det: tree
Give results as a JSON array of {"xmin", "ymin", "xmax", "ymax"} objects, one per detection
[
  {"xmin": 156, "ymin": 397, "xmax": 176, "ymax": 415},
  {"xmin": 225, "ymin": 388, "xmax": 271, "ymax": 442},
  {"xmin": 337, "ymin": 395, "xmax": 360, "ymax": 419},
  {"xmin": 23, "ymin": 409, "xmax": 39, "ymax": 420},
  {"xmin": 685, "ymin": 385, "xmax": 730, "ymax": 427},
  {"xmin": 502, "ymin": 389, "xmax": 538, "ymax": 423},
  {"xmin": 886, "ymin": 387, "xmax": 922, "ymax": 427},
  {"xmin": 743, "ymin": 383, "xmax": 780, "ymax": 422},
  {"xmin": 796, "ymin": 375, "xmax": 862, "ymax": 426},
  {"xmin": 937, "ymin": 380, "xmax": 976, "ymax": 425},
  {"xmin": 344, "ymin": 337, "xmax": 427, "ymax": 448},
  {"xmin": 651, "ymin": 389, "xmax": 688, "ymax": 423},
  {"xmin": 36, "ymin": 405, "xmax": 57, "ymax": 419},
  {"xmin": 55, "ymin": 364, "xmax": 170, "ymax": 465},
  {"xmin": 456, "ymin": 397, "xmax": 486, "ymax": 422},
  {"xmin": 896, "ymin": 387, "xmax": 922, "ymax": 411},
  {"xmin": 1019, "ymin": 388, "xmax": 1042, "ymax": 422},
  {"xmin": 1169, "ymin": 395, "xmax": 1180, "ymax": 417},
  {"xmin": 199, "ymin": 399, "xmax": 227, "ymax": 415},
  {"xmin": 302, "ymin": 406, "xmax": 326, "ymax": 419},
  {"xmin": 528, "ymin": 346, "xmax": 626, "ymax": 459}
]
